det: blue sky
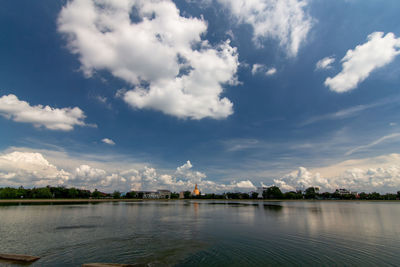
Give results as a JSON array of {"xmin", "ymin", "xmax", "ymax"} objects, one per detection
[{"xmin": 1, "ymin": 0, "xmax": 400, "ymax": 193}]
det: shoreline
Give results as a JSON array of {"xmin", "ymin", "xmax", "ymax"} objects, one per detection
[{"xmin": 0, "ymin": 198, "xmax": 399, "ymax": 203}]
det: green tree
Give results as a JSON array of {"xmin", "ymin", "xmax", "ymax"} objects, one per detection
[
  {"xmin": 170, "ymin": 192, "xmax": 179, "ymax": 199},
  {"xmin": 32, "ymin": 187, "xmax": 53, "ymax": 199},
  {"xmin": 305, "ymin": 187, "xmax": 319, "ymax": 199},
  {"xmin": 125, "ymin": 191, "xmax": 138, "ymax": 198},
  {"xmin": 16, "ymin": 186, "xmax": 26, "ymax": 198},
  {"xmin": 283, "ymin": 191, "xmax": 302, "ymax": 199},
  {"xmin": 0, "ymin": 187, "xmax": 18, "ymax": 199},
  {"xmin": 68, "ymin": 188, "xmax": 78, "ymax": 198},
  {"xmin": 263, "ymin": 186, "xmax": 283, "ymax": 199},
  {"xmin": 112, "ymin": 191, "xmax": 121, "ymax": 199},
  {"xmin": 92, "ymin": 189, "xmax": 101, "ymax": 198},
  {"xmin": 369, "ymin": 192, "xmax": 381, "ymax": 200},
  {"xmin": 183, "ymin": 191, "xmax": 191, "ymax": 199},
  {"xmin": 251, "ymin": 192, "xmax": 259, "ymax": 199}
]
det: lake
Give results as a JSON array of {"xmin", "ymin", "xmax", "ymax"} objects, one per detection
[{"xmin": 0, "ymin": 200, "xmax": 399, "ymax": 266}]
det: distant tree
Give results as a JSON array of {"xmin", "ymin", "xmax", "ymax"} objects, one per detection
[
  {"xmin": 359, "ymin": 192, "xmax": 368, "ymax": 200},
  {"xmin": 183, "ymin": 191, "xmax": 191, "ymax": 199},
  {"xmin": 320, "ymin": 192, "xmax": 332, "ymax": 199},
  {"xmin": 251, "ymin": 192, "xmax": 259, "ymax": 199},
  {"xmin": 137, "ymin": 192, "xmax": 144, "ymax": 199},
  {"xmin": 0, "ymin": 187, "xmax": 18, "ymax": 199},
  {"xmin": 284, "ymin": 191, "xmax": 302, "ymax": 199},
  {"xmin": 263, "ymin": 186, "xmax": 283, "ymax": 199},
  {"xmin": 397, "ymin": 191, "xmax": 400, "ymax": 199},
  {"xmin": 240, "ymin": 193, "xmax": 250, "ymax": 199},
  {"xmin": 31, "ymin": 187, "xmax": 53, "ymax": 199},
  {"xmin": 50, "ymin": 186, "xmax": 68, "ymax": 198},
  {"xmin": 16, "ymin": 186, "xmax": 26, "ymax": 198},
  {"xmin": 112, "ymin": 191, "xmax": 121, "ymax": 199},
  {"xmin": 369, "ymin": 192, "xmax": 381, "ymax": 200},
  {"xmin": 341, "ymin": 194, "xmax": 355, "ymax": 200},
  {"xmin": 125, "ymin": 191, "xmax": 138, "ymax": 199},
  {"xmin": 305, "ymin": 187, "xmax": 319, "ymax": 199},
  {"xmin": 68, "ymin": 188, "xmax": 78, "ymax": 198},
  {"xmin": 383, "ymin": 194, "xmax": 396, "ymax": 200},
  {"xmin": 170, "ymin": 192, "xmax": 179, "ymax": 199},
  {"xmin": 78, "ymin": 189, "xmax": 91, "ymax": 198},
  {"xmin": 92, "ymin": 189, "xmax": 101, "ymax": 198}
]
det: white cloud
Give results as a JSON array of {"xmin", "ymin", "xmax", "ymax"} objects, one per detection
[
  {"xmin": 0, "ymin": 150, "xmax": 255, "ymax": 193},
  {"xmin": 217, "ymin": 0, "xmax": 313, "ymax": 56},
  {"xmin": 345, "ymin": 133, "xmax": 400, "ymax": 156},
  {"xmin": 224, "ymin": 138, "xmax": 260, "ymax": 152},
  {"xmin": 251, "ymin": 64, "xmax": 276, "ymax": 76},
  {"xmin": 74, "ymin": 164, "xmax": 106, "ymax": 180},
  {"xmin": 176, "ymin": 160, "xmax": 206, "ymax": 183},
  {"xmin": 234, "ymin": 180, "xmax": 256, "ymax": 189},
  {"xmin": 102, "ymin": 138, "xmax": 115, "ymax": 145},
  {"xmin": 316, "ymin": 56, "xmax": 335, "ymax": 70},
  {"xmin": 274, "ymin": 167, "xmax": 332, "ymax": 191},
  {"xmin": 0, "ymin": 151, "xmax": 71, "ymax": 187},
  {"xmin": 96, "ymin": 96, "xmax": 107, "ymax": 104},
  {"xmin": 0, "ymin": 94, "xmax": 87, "ymax": 131},
  {"xmin": 94, "ymin": 95, "xmax": 112, "ymax": 109},
  {"xmin": 266, "ymin": 67, "xmax": 277, "ymax": 76},
  {"xmin": 176, "ymin": 160, "xmax": 193, "ymax": 172},
  {"xmin": 58, "ymin": 0, "xmax": 239, "ymax": 120},
  {"xmin": 300, "ymin": 96, "xmax": 399, "ymax": 126},
  {"xmin": 325, "ymin": 32, "xmax": 400, "ymax": 93},
  {"xmin": 274, "ymin": 153, "xmax": 400, "ymax": 193},
  {"xmin": 251, "ymin": 64, "xmax": 265, "ymax": 75}
]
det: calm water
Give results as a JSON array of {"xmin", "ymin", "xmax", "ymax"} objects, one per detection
[{"xmin": 0, "ymin": 200, "xmax": 399, "ymax": 266}]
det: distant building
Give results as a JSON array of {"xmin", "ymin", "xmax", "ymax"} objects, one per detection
[
  {"xmin": 137, "ymin": 190, "xmax": 171, "ymax": 199},
  {"xmin": 257, "ymin": 186, "xmax": 267, "ymax": 198},
  {"xmin": 179, "ymin": 191, "xmax": 185, "ymax": 199},
  {"xmin": 157, "ymin": 189, "xmax": 171, "ymax": 199},
  {"xmin": 193, "ymin": 184, "xmax": 200, "ymax": 196},
  {"xmin": 336, "ymin": 188, "xmax": 350, "ymax": 195},
  {"xmin": 335, "ymin": 188, "xmax": 358, "ymax": 196}
]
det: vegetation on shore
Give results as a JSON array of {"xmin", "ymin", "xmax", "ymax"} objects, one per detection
[{"xmin": 0, "ymin": 185, "xmax": 399, "ymax": 200}]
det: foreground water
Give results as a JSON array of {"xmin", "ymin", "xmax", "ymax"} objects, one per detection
[{"xmin": 0, "ymin": 200, "xmax": 399, "ymax": 266}]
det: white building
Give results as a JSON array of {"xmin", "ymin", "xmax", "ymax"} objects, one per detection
[
  {"xmin": 257, "ymin": 187, "xmax": 267, "ymax": 198},
  {"xmin": 138, "ymin": 190, "xmax": 171, "ymax": 199}
]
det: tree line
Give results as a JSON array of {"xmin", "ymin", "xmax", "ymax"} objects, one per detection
[
  {"xmin": 0, "ymin": 186, "xmax": 92, "ymax": 199},
  {"xmin": 1, "ymin": 185, "xmax": 400, "ymax": 200}
]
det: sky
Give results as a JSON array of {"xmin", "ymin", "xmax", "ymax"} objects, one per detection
[{"xmin": 1, "ymin": 0, "xmax": 400, "ymax": 193}]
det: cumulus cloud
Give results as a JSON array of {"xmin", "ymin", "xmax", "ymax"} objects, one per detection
[
  {"xmin": 251, "ymin": 64, "xmax": 276, "ymax": 76},
  {"xmin": 325, "ymin": 32, "xmax": 400, "ymax": 93},
  {"xmin": 0, "ymin": 151, "xmax": 256, "ymax": 193},
  {"xmin": 274, "ymin": 167, "xmax": 332, "ymax": 191},
  {"xmin": 102, "ymin": 138, "xmax": 115, "ymax": 145},
  {"xmin": 274, "ymin": 154, "xmax": 400, "ymax": 193},
  {"xmin": 217, "ymin": 0, "xmax": 313, "ymax": 56},
  {"xmin": 0, "ymin": 94, "xmax": 87, "ymax": 131},
  {"xmin": 176, "ymin": 160, "xmax": 206, "ymax": 183},
  {"xmin": 74, "ymin": 164, "xmax": 106, "ymax": 181},
  {"xmin": 58, "ymin": 0, "xmax": 239, "ymax": 120},
  {"xmin": 315, "ymin": 56, "xmax": 335, "ymax": 70},
  {"xmin": 234, "ymin": 180, "xmax": 256, "ymax": 189},
  {"xmin": 0, "ymin": 151, "xmax": 71, "ymax": 187}
]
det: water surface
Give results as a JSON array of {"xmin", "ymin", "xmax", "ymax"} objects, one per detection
[{"xmin": 1, "ymin": 201, "xmax": 399, "ymax": 266}]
